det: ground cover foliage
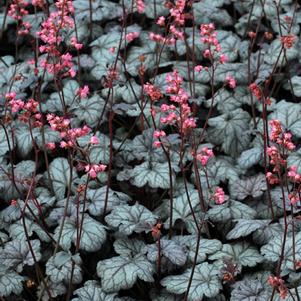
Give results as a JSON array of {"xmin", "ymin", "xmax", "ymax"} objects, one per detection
[{"xmin": 1, "ymin": 0, "xmax": 301, "ymax": 300}]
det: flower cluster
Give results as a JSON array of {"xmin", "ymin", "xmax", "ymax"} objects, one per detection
[
  {"xmin": 125, "ymin": 32, "xmax": 140, "ymax": 43},
  {"xmin": 47, "ymin": 114, "xmax": 91, "ymax": 149},
  {"xmin": 149, "ymin": 0, "xmax": 189, "ymax": 45},
  {"xmin": 159, "ymin": 70, "xmax": 196, "ymax": 135},
  {"xmin": 249, "ymin": 82, "xmax": 262, "ymax": 100},
  {"xmin": 280, "ymin": 34, "xmax": 296, "ymax": 49},
  {"xmin": 77, "ymin": 85, "xmax": 90, "ymax": 99},
  {"xmin": 153, "ymin": 130, "xmax": 166, "ymax": 148},
  {"xmin": 268, "ymin": 276, "xmax": 288, "ymax": 300},
  {"xmin": 6, "ymin": 93, "xmax": 42, "ymax": 127},
  {"xmin": 212, "ymin": 187, "xmax": 226, "ymax": 205},
  {"xmin": 85, "ymin": 164, "xmax": 107, "ymax": 178},
  {"xmin": 196, "ymin": 147, "xmax": 214, "ymax": 166},
  {"xmin": 143, "ymin": 83, "xmax": 163, "ymax": 101},
  {"xmin": 8, "ymin": 0, "xmax": 32, "ymax": 35},
  {"xmin": 37, "ymin": 0, "xmax": 78, "ymax": 78},
  {"xmin": 136, "ymin": 0, "xmax": 145, "ymax": 13}
]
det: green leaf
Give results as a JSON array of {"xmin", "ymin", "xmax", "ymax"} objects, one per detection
[
  {"xmin": 174, "ymin": 235, "xmax": 222, "ymax": 264},
  {"xmin": 164, "ymin": 189, "xmax": 204, "ymax": 234},
  {"xmin": 74, "ymin": 0, "xmax": 122, "ymax": 22},
  {"xmin": 114, "ymin": 238, "xmax": 146, "ymax": 256},
  {"xmin": 117, "ymin": 162, "xmax": 176, "ymax": 189},
  {"xmin": 77, "ymin": 132, "xmax": 110, "ymax": 164},
  {"xmin": 0, "ymin": 239, "xmax": 41, "ymax": 272},
  {"xmin": 48, "ymin": 157, "xmax": 78, "ymax": 199},
  {"xmin": 288, "ymin": 148, "xmax": 301, "ymax": 173},
  {"xmin": 45, "ymin": 80, "xmax": 79, "ymax": 112},
  {"xmin": 72, "ymin": 95, "xmax": 106, "ymax": 127},
  {"xmin": 209, "ymin": 242, "xmax": 263, "ymax": 270},
  {"xmin": 231, "ymin": 280, "xmax": 270, "ymax": 301},
  {"xmin": 268, "ymin": 100, "xmax": 301, "ymax": 138},
  {"xmin": 86, "ymin": 186, "xmax": 131, "ymax": 216},
  {"xmin": 193, "ymin": 0, "xmax": 232, "ymax": 26},
  {"xmin": 105, "ymin": 203, "xmax": 157, "ymax": 235},
  {"xmin": 194, "ymin": 156, "xmax": 240, "ymax": 187},
  {"xmin": 226, "ymin": 219, "xmax": 270, "ymax": 240},
  {"xmin": 46, "ymin": 251, "xmax": 82, "ymax": 284},
  {"xmin": 54, "ymin": 215, "xmax": 106, "ymax": 252},
  {"xmin": 237, "ymin": 147, "xmax": 262, "ymax": 169},
  {"xmin": 207, "ymin": 200, "xmax": 256, "ymax": 223},
  {"xmin": 287, "ymin": 76, "xmax": 301, "ymax": 97},
  {"xmin": 161, "ymin": 262, "xmax": 222, "ymax": 301},
  {"xmin": 90, "ymin": 32, "xmax": 123, "ymax": 63},
  {"xmin": 229, "ymin": 174, "xmax": 267, "ymax": 200},
  {"xmin": 9, "ymin": 218, "xmax": 51, "ymax": 242},
  {"xmin": 264, "ymin": 39, "xmax": 299, "ymax": 66},
  {"xmin": 37, "ymin": 280, "xmax": 67, "ymax": 300},
  {"xmin": 208, "ymin": 109, "xmax": 251, "ymax": 157},
  {"xmin": 97, "ymin": 254, "xmax": 155, "ymax": 292},
  {"xmin": 72, "ymin": 280, "xmax": 119, "ymax": 301},
  {"xmin": 15, "ymin": 125, "xmax": 38, "ymax": 157},
  {"xmin": 0, "ymin": 128, "xmax": 13, "ymax": 156},
  {"xmin": 261, "ymin": 232, "xmax": 301, "ymax": 276},
  {"xmin": 0, "ymin": 265, "xmax": 24, "ymax": 297},
  {"xmin": 143, "ymin": 239, "xmax": 187, "ymax": 266}
]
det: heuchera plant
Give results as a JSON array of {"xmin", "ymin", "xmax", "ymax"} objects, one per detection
[{"xmin": 1, "ymin": 0, "xmax": 301, "ymax": 300}]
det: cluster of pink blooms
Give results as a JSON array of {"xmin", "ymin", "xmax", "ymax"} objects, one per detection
[
  {"xmin": 84, "ymin": 164, "xmax": 107, "ymax": 179},
  {"xmin": 77, "ymin": 85, "xmax": 90, "ymax": 99},
  {"xmin": 226, "ymin": 75, "xmax": 236, "ymax": 89},
  {"xmin": 125, "ymin": 32, "xmax": 140, "ymax": 43},
  {"xmin": 196, "ymin": 147, "xmax": 214, "ymax": 166},
  {"xmin": 249, "ymin": 83, "xmax": 262, "ymax": 100},
  {"xmin": 136, "ymin": 0, "xmax": 145, "ymax": 13},
  {"xmin": 8, "ymin": 0, "xmax": 32, "ymax": 35},
  {"xmin": 153, "ymin": 130, "xmax": 166, "ymax": 148},
  {"xmin": 212, "ymin": 187, "xmax": 226, "ymax": 205},
  {"xmin": 143, "ymin": 83, "xmax": 163, "ymax": 101},
  {"xmin": 6, "ymin": 93, "xmax": 42, "ymax": 127},
  {"xmin": 280, "ymin": 34, "xmax": 296, "ymax": 49},
  {"xmin": 159, "ymin": 70, "xmax": 196, "ymax": 135},
  {"xmin": 149, "ymin": 0, "xmax": 188, "ymax": 45},
  {"xmin": 36, "ymin": 0, "xmax": 80, "ymax": 78},
  {"xmin": 265, "ymin": 119, "xmax": 299, "ymax": 205},
  {"xmin": 269, "ymin": 120, "xmax": 295, "ymax": 150},
  {"xmin": 268, "ymin": 276, "xmax": 288, "ymax": 299},
  {"xmin": 194, "ymin": 23, "xmax": 227, "ymax": 73},
  {"xmin": 46, "ymin": 114, "xmax": 91, "ymax": 149}
]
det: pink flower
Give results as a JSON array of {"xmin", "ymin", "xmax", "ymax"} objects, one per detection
[
  {"xmin": 194, "ymin": 65, "xmax": 203, "ymax": 72},
  {"xmin": 125, "ymin": 32, "xmax": 140, "ymax": 43},
  {"xmin": 46, "ymin": 142, "xmax": 56, "ymax": 150},
  {"xmin": 226, "ymin": 75, "xmax": 236, "ymax": 89},
  {"xmin": 153, "ymin": 130, "xmax": 166, "ymax": 139},
  {"xmin": 266, "ymin": 172, "xmax": 279, "ymax": 185},
  {"xmin": 136, "ymin": 0, "xmax": 145, "ymax": 13},
  {"xmin": 153, "ymin": 141, "xmax": 161, "ymax": 148},
  {"xmin": 289, "ymin": 192, "xmax": 300, "ymax": 206},
  {"xmin": 219, "ymin": 54, "xmax": 227, "ymax": 64},
  {"xmin": 85, "ymin": 164, "xmax": 107, "ymax": 178},
  {"xmin": 156, "ymin": 16, "xmax": 165, "ymax": 26},
  {"xmin": 196, "ymin": 147, "xmax": 214, "ymax": 166},
  {"xmin": 89, "ymin": 136, "xmax": 99, "ymax": 145},
  {"xmin": 77, "ymin": 85, "xmax": 89, "ymax": 99},
  {"xmin": 213, "ymin": 187, "xmax": 226, "ymax": 204},
  {"xmin": 70, "ymin": 37, "xmax": 83, "ymax": 50}
]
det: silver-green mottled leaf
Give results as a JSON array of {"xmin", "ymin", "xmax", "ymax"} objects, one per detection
[
  {"xmin": 105, "ymin": 203, "xmax": 157, "ymax": 235},
  {"xmin": 161, "ymin": 262, "xmax": 222, "ymax": 301},
  {"xmin": 46, "ymin": 251, "xmax": 82, "ymax": 284},
  {"xmin": 97, "ymin": 254, "xmax": 155, "ymax": 292}
]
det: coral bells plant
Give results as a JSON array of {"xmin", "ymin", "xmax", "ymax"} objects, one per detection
[{"xmin": 2, "ymin": 0, "xmax": 301, "ymax": 300}]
